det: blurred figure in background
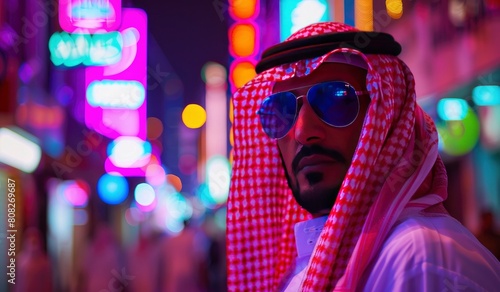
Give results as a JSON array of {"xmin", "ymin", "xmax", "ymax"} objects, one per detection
[
  {"xmin": 77, "ymin": 222, "xmax": 127, "ymax": 292},
  {"xmin": 126, "ymin": 223, "xmax": 162, "ymax": 292},
  {"xmin": 201, "ymin": 213, "xmax": 227, "ymax": 292},
  {"xmin": 15, "ymin": 227, "xmax": 53, "ymax": 292},
  {"xmin": 159, "ymin": 219, "xmax": 209, "ymax": 292},
  {"xmin": 477, "ymin": 210, "xmax": 500, "ymax": 260}
]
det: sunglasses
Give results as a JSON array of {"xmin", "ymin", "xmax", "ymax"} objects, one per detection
[{"xmin": 257, "ymin": 81, "xmax": 369, "ymax": 139}]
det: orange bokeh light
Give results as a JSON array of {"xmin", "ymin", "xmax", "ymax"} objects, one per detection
[
  {"xmin": 166, "ymin": 174, "xmax": 182, "ymax": 192},
  {"xmin": 231, "ymin": 61, "xmax": 256, "ymax": 88},
  {"xmin": 229, "ymin": 0, "xmax": 258, "ymax": 19},
  {"xmin": 229, "ymin": 98, "xmax": 234, "ymax": 123},
  {"xmin": 229, "ymin": 23, "xmax": 257, "ymax": 58},
  {"xmin": 147, "ymin": 117, "xmax": 163, "ymax": 140}
]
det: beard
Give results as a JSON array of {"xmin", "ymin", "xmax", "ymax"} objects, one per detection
[
  {"xmin": 278, "ymin": 144, "xmax": 347, "ymax": 215},
  {"xmin": 284, "ymin": 170, "xmax": 340, "ymax": 215}
]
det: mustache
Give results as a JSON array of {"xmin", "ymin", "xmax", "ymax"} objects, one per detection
[{"xmin": 292, "ymin": 145, "xmax": 347, "ymax": 174}]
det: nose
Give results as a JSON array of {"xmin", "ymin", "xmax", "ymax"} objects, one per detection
[{"xmin": 293, "ymin": 97, "xmax": 326, "ymax": 145}]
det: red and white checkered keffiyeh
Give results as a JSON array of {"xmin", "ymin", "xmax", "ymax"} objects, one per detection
[{"xmin": 227, "ymin": 22, "xmax": 448, "ymax": 291}]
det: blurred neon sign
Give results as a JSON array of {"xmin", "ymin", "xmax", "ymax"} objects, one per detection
[
  {"xmin": 437, "ymin": 98, "xmax": 468, "ymax": 121},
  {"xmin": 85, "ymin": 8, "xmax": 148, "ymax": 176},
  {"xmin": 49, "ymin": 31, "xmax": 122, "ymax": 67},
  {"xmin": 279, "ymin": 0, "xmax": 330, "ymax": 41},
  {"xmin": 206, "ymin": 156, "xmax": 231, "ymax": 204},
  {"xmin": 0, "ymin": 127, "xmax": 42, "ymax": 173},
  {"xmin": 87, "ymin": 80, "xmax": 145, "ymax": 109},
  {"xmin": 85, "ymin": 9, "xmax": 147, "ymax": 141},
  {"xmin": 59, "ymin": 0, "xmax": 122, "ymax": 33},
  {"xmin": 473, "ymin": 85, "xmax": 500, "ymax": 106},
  {"xmin": 107, "ymin": 136, "xmax": 151, "ymax": 168}
]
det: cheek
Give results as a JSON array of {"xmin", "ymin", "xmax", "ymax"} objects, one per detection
[
  {"xmin": 349, "ymin": 127, "xmax": 363, "ymax": 156},
  {"xmin": 277, "ymin": 137, "xmax": 296, "ymax": 172}
]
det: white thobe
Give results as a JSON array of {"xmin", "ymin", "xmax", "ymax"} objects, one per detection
[{"xmin": 283, "ymin": 213, "xmax": 500, "ymax": 291}]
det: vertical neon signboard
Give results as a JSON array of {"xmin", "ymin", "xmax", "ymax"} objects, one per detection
[
  {"xmin": 85, "ymin": 8, "xmax": 148, "ymax": 176},
  {"xmin": 85, "ymin": 8, "xmax": 147, "ymax": 140},
  {"xmin": 59, "ymin": 0, "xmax": 122, "ymax": 33}
]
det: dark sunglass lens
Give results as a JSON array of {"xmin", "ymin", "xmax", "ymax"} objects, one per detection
[
  {"xmin": 258, "ymin": 92, "xmax": 297, "ymax": 138},
  {"xmin": 308, "ymin": 82, "xmax": 359, "ymax": 127}
]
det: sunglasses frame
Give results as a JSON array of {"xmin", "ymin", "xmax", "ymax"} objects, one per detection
[{"xmin": 257, "ymin": 81, "xmax": 369, "ymax": 139}]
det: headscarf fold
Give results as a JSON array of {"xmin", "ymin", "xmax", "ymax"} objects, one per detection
[{"xmin": 227, "ymin": 22, "xmax": 448, "ymax": 291}]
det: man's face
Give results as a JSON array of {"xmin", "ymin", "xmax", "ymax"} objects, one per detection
[{"xmin": 274, "ymin": 62, "xmax": 370, "ymax": 217}]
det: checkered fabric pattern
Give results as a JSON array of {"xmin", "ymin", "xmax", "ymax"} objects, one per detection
[{"xmin": 227, "ymin": 22, "xmax": 448, "ymax": 291}]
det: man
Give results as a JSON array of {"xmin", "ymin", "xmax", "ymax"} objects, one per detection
[{"xmin": 226, "ymin": 22, "xmax": 500, "ymax": 291}]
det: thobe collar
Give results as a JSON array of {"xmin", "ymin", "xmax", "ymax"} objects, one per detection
[{"xmin": 294, "ymin": 215, "xmax": 328, "ymax": 258}]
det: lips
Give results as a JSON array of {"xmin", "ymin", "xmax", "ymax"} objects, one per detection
[{"xmin": 296, "ymin": 155, "xmax": 338, "ymax": 173}]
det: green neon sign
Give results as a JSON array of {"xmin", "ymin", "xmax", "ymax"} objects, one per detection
[{"xmin": 49, "ymin": 31, "xmax": 123, "ymax": 67}]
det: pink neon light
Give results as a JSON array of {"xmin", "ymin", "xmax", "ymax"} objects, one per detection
[
  {"xmin": 101, "ymin": 110, "xmax": 140, "ymax": 137},
  {"xmin": 145, "ymin": 164, "xmax": 166, "ymax": 186},
  {"xmin": 85, "ymin": 8, "xmax": 147, "ymax": 140},
  {"xmin": 104, "ymin": 157, "xmax": 146, "ymax": 177},
  {"xmin": 61, "ymin": 180, "xmax": 89, "ymax": 207},
  {"xmin": 136, "ymin": 197, "xmax": 157, "ymax": 213},
  {"xmin": 59, "ymin": 0, "xmax": 122, "ymax": 33}
]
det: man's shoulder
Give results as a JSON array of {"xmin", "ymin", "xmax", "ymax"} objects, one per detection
[
  {"xmin": 368, "ymin": 212, "xmax": 500, "ymax": 287},
  {"xmin": 382, "ymin": 213, "xmax": 486, "ymax": 260},
  {"xmin": 387, "ymin": 213, "xmax": 470, "ymax": 247},
  {"xmin": 361, "ymin": 213, "xmax": 500, "ymax": 291}
]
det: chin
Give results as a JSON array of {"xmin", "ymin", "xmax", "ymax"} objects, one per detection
[
  {"xmin": 294, "ymin": 183, "xmax": 340, "ymax": 215},
  {"xmin": 283, "ymin": 168, "xmax": 341, "ymax": 215}
]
